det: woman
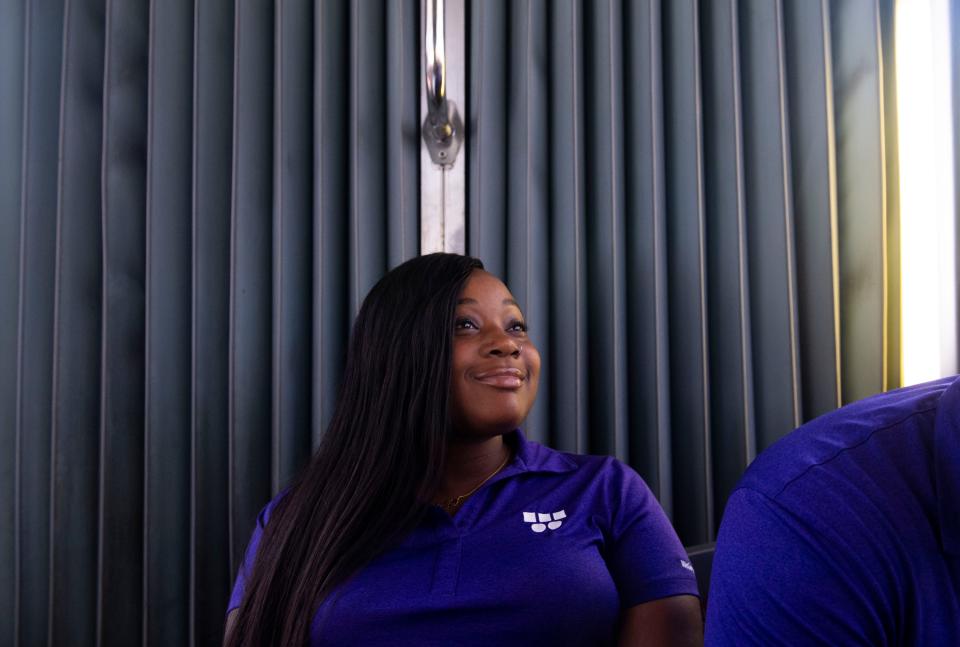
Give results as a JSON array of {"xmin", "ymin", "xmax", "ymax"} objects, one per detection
[{"xmin": 225, "ymin": 253, "xmax": 702, "ymax": 646}]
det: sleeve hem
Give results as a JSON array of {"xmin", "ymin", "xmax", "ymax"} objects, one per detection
[{"xmin": 620, "ymin": 576, "xmax": 702, "ymax": 608}]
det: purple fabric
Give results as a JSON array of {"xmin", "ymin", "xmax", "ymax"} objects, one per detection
[
  {"xmin": 706, "ymin": 376, "xmax": 960, "ymax": 646},
  {"xmin": 229, "ymin": 431, "xmax": 698, "ymax": 645}
]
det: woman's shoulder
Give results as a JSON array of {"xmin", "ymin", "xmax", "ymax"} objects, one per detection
[
  {"xmin": 518, "ymin": 435, "xmax": 654, "ymax": 501},
  {"xmin": 252, "ymin": 487, "xmax": 292, "ymax": 530}
]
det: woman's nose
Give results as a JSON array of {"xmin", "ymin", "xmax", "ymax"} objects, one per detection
[{"xmin": 484, "ymin": 332, "xmax": 521, "ymax": 358}]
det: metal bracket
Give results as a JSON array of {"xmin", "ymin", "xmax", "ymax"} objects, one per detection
[
  {"xmin": 422, "ymin": 0, "xmax": 463, "ymax": 168},
  {"xmin": 420, "ymin": 0, "xmax": 465, "ymax": 254},
  {"xmin": 422, "ymin": 100, "xmax": 463, "ymax": 167}
]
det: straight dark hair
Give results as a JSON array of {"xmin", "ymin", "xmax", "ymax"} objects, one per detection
[{"xmin": 226, "ymin": 253, "xmax": 484, "ymax": 646}]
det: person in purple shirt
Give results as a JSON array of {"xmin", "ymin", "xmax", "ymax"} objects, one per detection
[
  {"xmin": 706, "ymin": 376, "xmax": 960, "ymax": 645},
  {"xmin": 223, "ymin": 253, "xmax": 702, "ymax": 646}
]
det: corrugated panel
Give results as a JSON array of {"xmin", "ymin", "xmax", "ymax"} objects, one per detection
[
  {"xmin": 99, "ymin": 2, "xmax": 148, "ymax": 644},
  {"xmin": 879, "ymin": 0, "xmax": 900, "ymax": 389},
  {"xmin": 49, "ymin": 0, "xmax": 106, "ymax": 644},
  {"xmin": 955, "ymin": 0, "xmax": 960, "ymax": 365},
  {"xmin": 506, "ymin": 0, "xmax": 550, "ymax": 447},
  {"xmin": 272, "ymin": 0, "xmax": 313, "ymax": 497},
  {"xmin": 467, "ymin": 0, "xmax": 507, "ymax": 276},
  {"xmin": 622, "ymin": 0, "xmax": 672, "ymax": 508},
  {"xmin": 0, "ymin": 0, "xmax": 25, "ymax": 642},
  {"xmin": 313, "ymin": 0, "xmax": 350, "ymax": 445},
  {"xmin": 190, "ymin": 1, "xmax": 234, "ymax": 643},
  {"xmin": 385, "ymin": 0, "xmax": 420, "ymax": 268},
  {"xmin": 663, "ymin": 0, "xmax": 713, "ymax": 545},
  {"xmin": 144, "ymin": 0, "xmax": 193, "ymax": 644},
  {"xmin": 584, "ymin": 0, "xmax": 630, "ymax": 463},
  {"xmin": 226, "ymin": 0, "xmax": 274, "ymax": 609},
  {"xmin": 831, "ymin": 0, "xmax": 889, "ymax": 403},
  {"xmin": 739, "ymin": 0, "xmax": 803, "ymax": 451},
  {"xmin": 466, "ymin": 0, "xmax": 897, "ymax": 547},
  {"xmin": 783, "ymin": 0, "xmax": 842, "ymax": 420},
  {"xmin": 547, "ymin": 0, "xmax": 589, "ymax": 457},
  {"xmin": 1, "ymin": 1, "xmax": 418, "ymax": 643},
  {"xmin": 701, "ymin": 0, "xmax": 755, "ymax": 525},
  {"xmin": 349, "ymin": 0, "xmax": 387, "ymax": 315},
  {"xmin": 14, "ymin": 2, "xmax": 65, "ymax": 644}
]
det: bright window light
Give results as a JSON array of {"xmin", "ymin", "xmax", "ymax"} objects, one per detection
[{"xmin": 896, "ymin": 0, "xmax": 957, "ymax": 386}]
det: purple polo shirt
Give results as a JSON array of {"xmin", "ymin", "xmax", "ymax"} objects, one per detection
[
  {"xmin": 706, "ymin": 376, "xmax": 960, "ymax": 645},
  {"xmin": 229, "ymin": 430, "xmax": 699, "ymax": 645}
]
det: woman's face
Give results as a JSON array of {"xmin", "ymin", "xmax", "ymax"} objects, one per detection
[{"xmin": 449, "ymin": 270, "xmax": 541, "ymax": 438}]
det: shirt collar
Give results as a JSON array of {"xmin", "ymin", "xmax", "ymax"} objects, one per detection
[
  {"xmin": 934, "ymin": 375, "xmax": 960, "ymax": 555},
  {"xmin": 499, "ymin": 429, "xmax": 579, "ymax": 477}
]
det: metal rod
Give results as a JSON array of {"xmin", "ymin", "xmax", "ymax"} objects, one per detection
[{"xmin": 425, "ymin": 0, "xmax": 445, "ymax": 107}]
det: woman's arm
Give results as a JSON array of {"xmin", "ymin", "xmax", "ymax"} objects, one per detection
[
  {"xmin": 618, "ymin": 595, "xmax": 703, "ymax": 647},
  {"xmin": 223, "ymin": 609, "xmax": 238, "ymax": 646}
]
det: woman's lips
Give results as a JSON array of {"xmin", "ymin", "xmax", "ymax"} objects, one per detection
[{"xmin": 473, "ymin": 367, "xmax": 526, "ymax": 389}]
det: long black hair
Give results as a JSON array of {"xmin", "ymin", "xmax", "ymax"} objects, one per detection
[{"xmin": 226, "ymin": 253, "xmax": 485, "ymax": 646}]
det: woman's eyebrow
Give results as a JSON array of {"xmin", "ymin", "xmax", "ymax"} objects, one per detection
[{"xmin": 456, "ymin": 297, "xmax": 520, "ymax": 307}]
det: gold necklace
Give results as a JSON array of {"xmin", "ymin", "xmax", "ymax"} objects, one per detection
[{"xmin": 436, "ymin": 450, "xmax": 511, "ymax": 514}]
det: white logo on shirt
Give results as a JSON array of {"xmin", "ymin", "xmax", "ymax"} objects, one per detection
[
  {"xmin": 680, "ymin": 559, "xmax": 694, "ymax": 573},
  {"xmin": 523, "ymin": 510, "xmax": 566, "ymax": 533}
]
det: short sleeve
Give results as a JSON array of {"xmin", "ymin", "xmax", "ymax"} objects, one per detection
[
  {"xmin": 603, "ymin": 460, "xmax": 700, "ymax": 607},
  {"xmin": 705, "ymin": 488, "xmax": 888, "ymax": 646},
  {"xmin": 227, "ymin": 501, "xmax": 274, "ymax": 614}
]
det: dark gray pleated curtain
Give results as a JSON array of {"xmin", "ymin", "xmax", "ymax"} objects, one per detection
[
  {"xmin": 0, "ymin": 0, "xmax": 901, "ymax": 645},
  {"xmin": 1, "ymin": 1, "xmax": 419, "ymax": 644},
  {"xmin": 469, "ymin": 0, "xmax": 898, "ymax": 546}
]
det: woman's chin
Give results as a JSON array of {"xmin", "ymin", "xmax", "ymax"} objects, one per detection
[{"xmin": 450, "ymin": 417, "xmax": 525, "ymax": 441}]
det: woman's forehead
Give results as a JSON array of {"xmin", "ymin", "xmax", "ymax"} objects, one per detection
[{"xmin": 458, "ymin": 271, "xmax": 519, "ymax": 306}]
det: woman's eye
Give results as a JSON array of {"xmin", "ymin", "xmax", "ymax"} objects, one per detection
[
  {"xmin": 454, "ymin": 318, "xmax": 477, "ymax": 331},
  {"xmin": 508, "ymin": 321, "xmax": 528, "ymax": 333}
]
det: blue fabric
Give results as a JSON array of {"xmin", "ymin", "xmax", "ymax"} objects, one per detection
[
  {"xmin": 229, "ymin": 430, "xmax": 698, "ymax": 645},
  {"xmin": 706, "ymin": 376, "xmax": 960, "ymax": 646}
]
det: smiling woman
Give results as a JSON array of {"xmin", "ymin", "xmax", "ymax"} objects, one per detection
[
  {"xmin": 449, "ymin": 272, "xmax": 541, "ymax": 435},
  {"xmin": 223, "ymin": 254, "xmax": 702, "ymax": 647}
]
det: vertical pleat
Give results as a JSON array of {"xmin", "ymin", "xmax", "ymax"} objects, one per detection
[
  {"xmin": 272, "ymin": 0, "xmax": 313, "ymax": 493},
  {"xmin": 98, "ymin": 1, "xmax": 148, "ymax": 644},
  {"xmin": 143, "ymin": 0, "xmax": 193, "ymax": 645},
  {"xmin": 955, "ymin": 0, "xmax": 960, "ymax": 365},
  {"xmin": 583, "ymin": 0, "xmax": 628, "ymax": 461},
  {"xmin": 0, "ymin": 1, "xmax": 25, "ymax": 643},
  {"xmin": 701, "ymin": 0, "xmax": 756, "ymax": 524},
  {"xmin": 385, "ymin": 0, "xmax": 420, "ymax": 267},
  {"xmin": 468, "ymin": 0, "xmax": 508, "ymax": 277},
  {"xmin": 15, "ymin": 2, "xmax": 64, "ymax": 644},
  {"xmin": 878, "ymin": 0, "xmax": 900, "ymax": 390},
  {"xmin": 830, "ymin": 0, "xmax": 888, "ymax": 403},
  {"xmin": 505, "ymin": 0, "xmax": 550, "ymax": 445},
  {"xmin": 547, "ymin": 0, "xmax": 588, "ymax": 454},
  {"xmin": 740, "ymin": 0, "xmax": 802, "ymax": 452},
  {"xmin": 663, "ymin": 0, "xmax": 713, "ymax": 545},
  {"xmin": 49, "ymin": 0, "xmax": 106, "ymax": 643},
  {"xmin": 228, "ymin": 0, "xmax": 274, "ymax": 574},
  {"xmin": 313, "ymin": 0, "xmax": 349, "ymax": 443},
  {"xmin": 955, "ymin": 0, "xmax": 960, "ymax": 370},
  {"xmin": 191, "ymin": 0, "xmax": 234, "ymax": 642},
  {"xmin": 783, "ymin": 0, "xmax": 841, "ymax": 420},
  {"xmin": 349, "ymin": 0, "xmax": 387, "ymax": 316},
  {"xmin": 622, "ymin": 0, "xmax": 673, "ymax": 506}
]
